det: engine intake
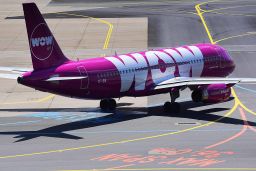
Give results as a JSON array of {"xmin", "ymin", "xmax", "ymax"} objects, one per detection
[{"xmin": 192, "ymin": 84, "xmax": 231, "ymax": 103}]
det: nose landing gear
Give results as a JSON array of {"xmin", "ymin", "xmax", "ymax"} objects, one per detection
[{"xmin": 100, "ymin": 99, "xmax": 116, "ymax": 111}]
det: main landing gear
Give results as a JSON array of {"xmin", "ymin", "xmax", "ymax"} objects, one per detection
[
  {"xmin": 163, "ymin": 90, "xmax": 181, "ymax": 113},
  {"xmin": 100, "ymin": 99, "xmax": 116, "ymax": 111}
]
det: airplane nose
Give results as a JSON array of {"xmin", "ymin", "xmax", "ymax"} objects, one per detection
[
  {"xmin": 225, "ymin": 49, "xmax": 235, "ymax": 66},
  {"xmin": 220, "ymin": 46, "xmax": 235, "ymax": 71}
]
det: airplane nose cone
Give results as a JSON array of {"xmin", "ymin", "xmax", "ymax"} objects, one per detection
[
  {"xmin": 229, "ymin": 58, "xmax": 236, "ymax": 73},
  {"xmin": 220, "ymin": 46, "xmax": 235, "ymax": 72},
  {"xmin": 225, "ymin": 49, "xmax": 235, "ymax": 69}
]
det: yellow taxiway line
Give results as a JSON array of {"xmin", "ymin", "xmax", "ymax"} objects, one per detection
[
  {"xmin": 0, "ymin": 92, "xmax": 238, "ymax": 159},
  {"xmin": 57, "ymin": 12, "xmax": 113, "ymax": 50},
  {"xmin": 1, "ymin": 94, "xmax": 55, "ymax": 105},
  {"xmin": 196, "ymin": 0, "xmax": 256, "ymax": 117},
  {"xmin": 215, "ymin": 32, "xmax": 256, "ymax": 43},
  {"xmin": 195, "ymin": 4, "xmax": 215, "ymax": 44}
]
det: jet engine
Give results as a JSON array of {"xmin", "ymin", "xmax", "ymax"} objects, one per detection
[{"xmin": 191, "ymin": 84, "xmax": 231, "ymax": 103}]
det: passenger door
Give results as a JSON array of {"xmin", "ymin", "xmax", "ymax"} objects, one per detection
[{"xmin": 77, "ymin": 66, "xmax": 89, "ymax": 89}]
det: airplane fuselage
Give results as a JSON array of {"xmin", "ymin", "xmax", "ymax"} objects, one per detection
[{"xmin": 19, "ymin": 43, "xmax": 235, "ymax": 99}]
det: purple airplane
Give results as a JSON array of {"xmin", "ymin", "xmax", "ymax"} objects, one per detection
[{"xmin": 1, "ymin": 3, "xmax": 256, "ymax": 113}]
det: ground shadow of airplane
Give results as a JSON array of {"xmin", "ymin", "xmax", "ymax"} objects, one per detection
[{"xmin": 0, "ymin": 99, "xmax": 254, "ymax": 143}]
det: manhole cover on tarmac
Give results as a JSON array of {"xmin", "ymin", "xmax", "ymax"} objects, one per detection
[{"xmin": 175, "ymin": 122, "xmax": 201, "ymax": 125}]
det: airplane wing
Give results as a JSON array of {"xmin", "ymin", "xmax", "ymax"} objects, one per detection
[{"xmin": 154, "ymin": 77, "xmax": 256, "ymax": 90}]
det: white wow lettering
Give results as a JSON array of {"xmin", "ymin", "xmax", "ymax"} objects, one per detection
[
  {"xmin": 145, "ymin": 51, "xmax": 175, "ymax": 84},
  {"xmin": 105, "ymin": 53, "xmax": 148, "ymax": 92},
  {"xmin": 31, "ymin": 36, "xmax": 53, "ymax": 47},
  {"xmin": 105, "ymin": 46, "xmax": 204, "ymax": 92}
]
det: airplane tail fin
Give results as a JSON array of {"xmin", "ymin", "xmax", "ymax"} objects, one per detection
[{"xmin": 23, "ymin": 3, "xmax": 69, "ymax": 71}]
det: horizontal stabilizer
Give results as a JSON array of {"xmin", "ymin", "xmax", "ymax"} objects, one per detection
[
  {"xmin": 0, "ymin": 67, "xmax": 31, "ymax": 73},
  {"xmin": 0, "ymin": 73, "xmax": 20, "ymax": 79}
]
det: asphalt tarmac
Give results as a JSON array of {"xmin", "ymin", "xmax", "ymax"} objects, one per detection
[{"xmin": 1, "ymin": 0, "xmax": 256, "ymax": 170}]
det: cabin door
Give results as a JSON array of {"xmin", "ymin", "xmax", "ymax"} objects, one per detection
[{"xmin": 77, "ymin": 66, "xmax": 89, "ymax": 89}]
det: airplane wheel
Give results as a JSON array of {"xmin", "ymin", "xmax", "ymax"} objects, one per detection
[
  {"xmin": 100, "ymin": 99, "xmax": 108, "ymax": 111},
  {"xmin": 109, "ymin": 99, "xmax": 116, "ymax": 111},
  {"xmin": 172, "ymin": 102, "xmax": 181, "ymax": 113},
  {"xmin": 100, "ymin": 99, "xmax": 116, "ymax": 111},
  {"xmin": 164, "ymin": 102, "xmax": 180, "ymax": 113},
  {"xmin": 192, "ymin": 90, "xmax": 202, "ymax": 102},
  {"xmin": 164, "ymin": 102, "xmax": 172, "ymax": 113}
]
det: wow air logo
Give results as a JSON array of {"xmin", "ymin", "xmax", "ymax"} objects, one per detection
[
  {"xmin": 106, "ymin": 46, "xmax": 204, "ymax": 92},
  {"xmin": 30, "ymin": 23, "xmax": 54, "ymax": 61}
]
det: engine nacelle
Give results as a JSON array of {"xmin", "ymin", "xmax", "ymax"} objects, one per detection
[{"xmin": 192, "ymin": 84, "xmax": 231, "ymax": 103}]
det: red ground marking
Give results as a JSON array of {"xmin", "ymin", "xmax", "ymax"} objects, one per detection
[
  {"xmin": 149, "ymin": 147, "xmax": 192, "ymax": 156},
  {"xmin": 204, "ymin": 107, "xmax": 249, "ymax": 149},
  {"xmin": 238, "ymin": 108, "xmax": 256, "ymax": 132},
  {"xmin": 249, "ymin": 125, "xmax": 256, "ymax": 132},
  {"xmin": 191, "ymin": 150, "xmax": 233, "ymax": 159},
  {"xmin": 149, "ymin": 147, "xmax": 234, "ymax": 159},
  {"xmin": 159, "ymin": 157, "xmax": 225, "ymax": 167},
  {"xmin": 91, "ymin": 108, "xmax": 256, "ymax": 167},
  {"xmin": 91, "ymin": 153, "xmax": 165, "ymax": 164},
  {"xmin": 91, "ymin": 153, "xmax": 131, "ymax": 161},
  {"xmin": 90, "ymin": 148, "xmax": 232, "ymax": 167},
  {"xmin": 105, "ymin": 164, "xmax": 135, "ymax": 170}
]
